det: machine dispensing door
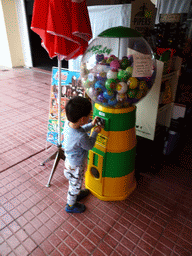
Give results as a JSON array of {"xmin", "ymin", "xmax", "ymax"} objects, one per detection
[{"xmin": 86, "ymin": 151, "xmax": 104, "ymax": 197}]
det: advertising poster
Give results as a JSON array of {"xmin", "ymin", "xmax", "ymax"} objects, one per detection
[
  {"xmin": 47, "ymin": 68, "xmax": 84, "ymax": 145},
  {"xmin": 131, "ymin": 0, "xmax": 156, "ymax": 36}
]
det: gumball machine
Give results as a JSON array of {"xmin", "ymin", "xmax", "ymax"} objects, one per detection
[{"xmin": 80, "ymin": 26, "xmax": 156, "ymax": 201}]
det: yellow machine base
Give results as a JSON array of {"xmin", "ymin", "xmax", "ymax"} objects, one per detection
[{"xmin": 85, "ymin": 171, "xmax": 137, "ymax": 201}]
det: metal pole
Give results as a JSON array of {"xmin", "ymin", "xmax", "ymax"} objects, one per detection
[
  {"xmin": 118, "ymin": 38, "xmax": 120, "ymax": 59},
  {"xmin": 58, "ymin": 55, "xmax": 62, "ymax": 146}
]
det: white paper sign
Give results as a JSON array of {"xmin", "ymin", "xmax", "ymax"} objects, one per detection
[{"xmin": 132, "ymin": 54, "xmax": 153, "ymax": 77}]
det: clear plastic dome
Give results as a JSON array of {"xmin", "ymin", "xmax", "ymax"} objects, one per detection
[{"xmin": 80, "ymin": 27, "xmax": 156, "ymax": 108}]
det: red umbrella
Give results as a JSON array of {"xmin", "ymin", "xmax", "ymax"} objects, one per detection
[
  {"xmin": 31, "ymin": 0, "xmax": 92, "ymax": 60},
  {"xmin": 31, "ymin": 0, "xmax": 92, "ymax": 186}
]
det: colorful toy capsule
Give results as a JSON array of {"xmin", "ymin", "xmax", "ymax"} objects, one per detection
[
  {"xmin": 105, "ymin": 79, "xmax": 117, "ymax": 90},
  {"xmin": 127, "ymin": 89, "xmax": 137, "ymax": 98},
  {"xmin": 116, "ymin": 93, "xmax": 127, "ymax": 102},
  {"xmin": 127, "ymin": 77, "xmax": 139, "ymax": 89},
  {"xmin": 139, "ymin": 80, "xmax": 147, "ymax": 90},
  {"xmin": 125, "ymin": 66, "xmax": 133, "ymax": 77},
  {"xmin": 123, "ymin": 100, "xmax": 131, "ymax": 108},
  {"xmin": 108, "ymin": 98, "xmax": 118, "ymax": 106},
  {"xmin": 100, "ymin": 59, "xmax": 107, "ymax": 65},
  {"xmin": 135, "ymin": 90, "xmax": 144, "ymax": 99},
  {"xmin": 106, "ymin": 56, "xmax": 114, "ymax": 64},
  {"xmin": 110, "ymin": 59, "xmax": 120, "ymax": 71},
  {"xmin": 116, "ymin": 82, "xmax": 128, "ymax": 94},
  {"xmin": 102, "ymin": 101, "xmax": 109, "ymax": 107},
  {"xmin": 107, "ymin": 70, "xmax": 118, "ymax": 80},
  {"xmin": 96, "ymin": 71, "xmax": 107, "ymax": 81},
  {"xmin": 127, "ymin": 55, "xmax": 133, "ymax": 65},
  {"xmin": 117, "ymin": 70, "xmax": 130, "ymax": 82},
  {"xmin": 94, "ymin": 81, "xmax": 106, "ymax": 91},
  {"xmin": 120, "ymin": 58, "xmax": 131, "ymax": 70},
  {"xmin": 96, "ymin": 54, "xmax": 104, "ymax": 63},
  {"xmin": 103, "ymin": 90, "xmax": 115, "ymax": 100},
  {"xmin": 97, "ymin": 93, "xmax": 105, "ymax": 102},
  {"xmin": 110, "ymin": 54, "xmax": 117, "ymax": 59}
]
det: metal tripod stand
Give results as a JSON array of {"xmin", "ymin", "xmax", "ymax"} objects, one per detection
[
  {"xmin": 40, "ymin": 145, "xmax": 65, "ymax": 187},
  {"xmin": 41, "ymin": 56, "xmax": 65, "ymax": 187}
]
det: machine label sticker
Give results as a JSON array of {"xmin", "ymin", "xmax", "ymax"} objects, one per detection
[
  {"xmin": 99, "ymin": 112, "xmax": 105, "ymax": 117},
  {"xmin": 96, "ymin": 134, "xmax": 108, "ymax": 149}
]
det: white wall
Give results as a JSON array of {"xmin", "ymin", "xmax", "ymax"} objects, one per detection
[
  {"xmin": 0, "ymin": 1, "xmax": 12, "ymax": 68},
  {"xmin": 3, "ymin": 0, "xmax": 25, "ymax": 67}
]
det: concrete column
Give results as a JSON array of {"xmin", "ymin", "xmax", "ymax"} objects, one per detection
[{"xmin": 0, "ymin": 0, "xmax": 24, "ymax": 68}]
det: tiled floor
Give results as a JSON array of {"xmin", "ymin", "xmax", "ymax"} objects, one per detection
[{"xmin": 0, "ymin": 67, "xmax": 192, "ymax": 256}]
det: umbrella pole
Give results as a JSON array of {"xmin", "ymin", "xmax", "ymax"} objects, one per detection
[
  {"xmin": 58, "ymin": 55, "xmax": 62, "ymax": 146},
  {"xmin": 45, "ymin": 55, "xmax": 65, "ymax": 187}
]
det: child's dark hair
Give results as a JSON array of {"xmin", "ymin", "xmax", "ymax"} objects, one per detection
[{"xmin": 65, "ymin": 96, "xmax": 92, "ymax": 123}]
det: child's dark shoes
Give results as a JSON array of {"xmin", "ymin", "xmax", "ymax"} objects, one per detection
[{"xmin": 65, "ymin": 202, "xmax": 86, "ymax": 213}]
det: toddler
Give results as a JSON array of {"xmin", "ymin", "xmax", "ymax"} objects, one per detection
[{"xmin": 63, "ymin": 96, "xmax": 101, "ymax": 213}]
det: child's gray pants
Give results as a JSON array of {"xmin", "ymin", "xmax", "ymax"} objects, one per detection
[{"xmin": 64, "ymin": 160, "xmax": 84, "ymax": 206}]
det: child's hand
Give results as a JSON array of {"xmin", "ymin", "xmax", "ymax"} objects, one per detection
[
  {"xmin": 94, "ymin": 126, "xmax": 102, "ymax": 133},
  {"xmin": 92, "ymin": 116, "xmax": 99, "ymax": 126}
]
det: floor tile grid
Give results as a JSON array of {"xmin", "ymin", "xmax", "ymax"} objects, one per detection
[
  {"xmin": 1, "ymin": 68, "xmax": 190, "ymax": 255},
  {"xmin": 148, "ymin": 174, "xmax": 192, "ymax": 218},
  {"xmin": 1, "ymin": 158, "xmax": 140, "ymax": 254},
  {"xmin": 101, "ymin": 181, "xmax": 166, "ymax": 255},
  {"xmin": 0, "ymin": 89, "xmax": 50, "ymax": 106},
  {"xmin": 0, "ymin": 135, "xmax": 51, "ymax": 172},
  {"xmin": 0, "ymin": 69, "xmax": 52, "ymax": 172},
  {"xmin": 136, "ymin": 176, "xmax": 192, "ymax": 255},
  {"xmin": 0, "ymin": 70, "xmax": 51, "ymax": 101},
  {"xmin": 0, "ymin": 125, "xmax": 47, "ymax": 154},
  {"xmin": 33, "ymin": 159, "xmax": 191, "ymax": 255},
  {"xmin": 0, "ymin": 95, "xmax": 50, "ymax": 120},
  {"xmin": 0, "ymin": 167, "xmax": 95, "ymax": 255},
  {"xmin": 1, "ymin": 147, "xmax": 192, "ymax": 255},
  {"xmin": 118, "ymin": 193, "xmax": 178, "ymax": 255},
  {"xmin": 0, "ymin": 164, "xmax": 69, "ymax": 255},
  {"xmin": 63, "ymin": 176, "xmax": 192, "ymax": 256},
  {"xmin": 50, "ymin": 200, "xmax": 134, "ymax": 256},
  {"xmin": 0, "ymin": 174, "xmax": 191, "ymax": 256}
]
